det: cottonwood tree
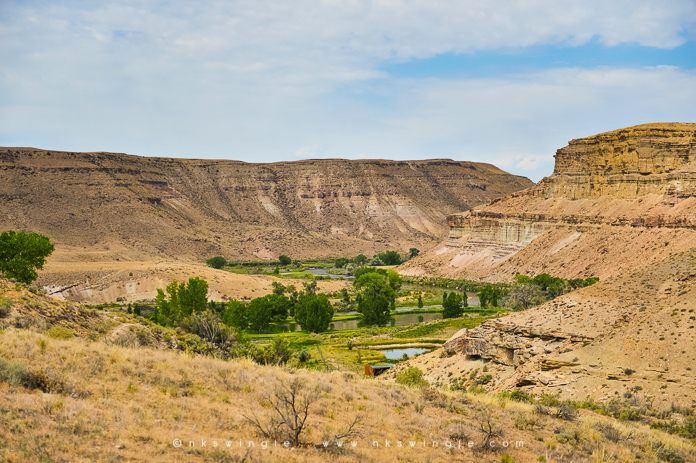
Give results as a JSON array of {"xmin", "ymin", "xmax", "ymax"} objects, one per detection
[
  {"xmin": 294, "ymin": 293, "xmax": 334, "ymax": 333},
  {"xmin": 155, "ymin": 277, "xmax": 209, "ymax": 325},
  {"xmin": 354, "ymin": 272, "xmax": 395, "ymax": 325},
  {"xmin": 0, "ymin": 230, "xmax": 54, "ymax": 284}
]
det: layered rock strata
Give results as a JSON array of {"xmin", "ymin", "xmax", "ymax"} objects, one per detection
[
  {"xmin": 0, "ymin": 148, "xmax": 532, "ymax": 262},
  {"xmin": 400, "ymin": 123, "xmax": 696, "ymax": 282}
]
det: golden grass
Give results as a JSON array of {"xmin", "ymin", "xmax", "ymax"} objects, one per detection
[{"xmin": 0, "ymin": 327, "xmax": 694, "ymax": 463}]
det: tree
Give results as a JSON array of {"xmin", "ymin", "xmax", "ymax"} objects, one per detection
[
  {"xmin": 222, "ymin": 299, "xmax": 250, "ymax": 330},
  {"xmin": 294, "ymin": 293, "xmax": 334, "ymax": 333},
  {"xmin": 506, "ymin": 282, "xmax": 544, "ymax": 311},
  {"xmin": 377, "ymin": 250, "xmax": 401, "ymax": 265},
  {"xmin": 442, "ymin": 292, "xmax": 464, "ymax": 318},
  {"xmin": 354, "ymin": 272, "xmax": 395, "ymax": 325},
  {"xmin": 155, "ymin": 277, "xmax": 209, "ymax": 324},
  {"xmin": 409, "ymin": 248, "xmax": 420, "ymax": 259},
  {"xmin": 368, "ymin": 256, "xmax": 385, "ymax": 266},
  {"xmin": 206, "ymin": 256, "xmax": 227, "ymax": 269},
  {"xmin": 247, "ymin": 296, "xmax": 275, "ymax": 331},
  {"xmin": 417, "ymin": 293, "xmax": 423, "ymax": 308},
  {"xmin": 278, "ymin": 255, "xmax": 292, "ymax": 266},
  {"xmin": 179, "ymin": 277, "xmax": 209, "ymax": 316},
  {"xmin": 387, "ymin": 269, "xmax": 401, "ymax": 292},
  {"xmin": 442, "ymin": 291, "xmax": 448, "ymax": 306},
  {"xmin": 354, "ymin": 254, "xmax": 367, "ymax": 266},
  {"xmin": 532, "ymin": 273, "xmax": 554, "ymax": 291},
  {"xmin": 477, "ymin": 284, "xmax": 503, "ymax": 308},
  {"xmin": 273, "ymin": 265, "xmax": 280, "ymax": 274},
  {"xmin": 0, "ymin": 230, "xmax": 55, "ymax": 284},
  {"xmin": 334, "ymin": 258, "xmax": 349, "ymax": 268},
  {"xmin": 272, "ymin": 281, "xmax": 286, "ymax": 296}
]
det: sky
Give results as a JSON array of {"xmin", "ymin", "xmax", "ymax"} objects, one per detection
[{"xmin": 1, "ymin": 1, "xmax": 695, "ymax": 181}]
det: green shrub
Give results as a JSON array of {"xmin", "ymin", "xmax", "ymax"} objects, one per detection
[
  {"xmin": 297, "ymin": 350, "xmax": 310, "ymax": 363},
  {"xmin": 395, "ymin": 367, "xmax": 429, "ymax": 388},
  {"xmin": 501, "ymin": 456, "xmax": 514, "ymax": 463},
  {"xmin": 0, "ymin": 356, "xmax": 30, "ymax": 387},
  {"xmin": 44, "ymin": 325, "xmax": 74, "ymax": 339},
  {"xmin": 206, "ymin": 256, "xmax": 227, "ymax": 269}
]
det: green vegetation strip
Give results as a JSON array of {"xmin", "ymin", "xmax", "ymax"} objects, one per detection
[{"xmin": 394, "ymin": 316, "xmax": 496, "ymax": 338}]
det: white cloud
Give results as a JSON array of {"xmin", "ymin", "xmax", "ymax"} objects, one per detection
[{"xmin": 0, "ymin": 1, "xmax": 694, "ymax": 183}]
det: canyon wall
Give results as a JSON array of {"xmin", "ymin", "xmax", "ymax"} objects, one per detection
[
  {"xmin": 0, "ymin": 148, "xmax": 532, "ymax": 263},
  {"xmin": 399, "ymin": 123, "xmax": 696, "ymax": 282}
]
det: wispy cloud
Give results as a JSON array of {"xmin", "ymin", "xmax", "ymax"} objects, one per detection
[{"xmin": 1, "ymin": 1, "xmax": 694, "ymax": 181}]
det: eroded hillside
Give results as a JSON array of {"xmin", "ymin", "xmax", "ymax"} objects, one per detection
[
  {"xmin": 0, "ymin": 148, "xmax": 532, "ymax": 264},
  {"xmin": 388, "ymin": 248, "xmax": 696, "ymax": 408},
  {"xmin": 399, "ymin": 123, "xmax": 696, "ymax": 282}
]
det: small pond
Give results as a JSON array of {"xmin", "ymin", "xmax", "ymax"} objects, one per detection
[
  {"xmin": 378, "ymin": 347, "xmax": 433, "ymax": 360},
  {"xmin": 303, "ymin": 268, "xmax": 354, "ymax": 279}
]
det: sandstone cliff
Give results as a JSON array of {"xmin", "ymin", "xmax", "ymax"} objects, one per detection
[
  {"xmin": 0, "ymin": 148, "xmax": 532, "ymax": 264},
  {"xmin": 399, "ymin": 123, "xmax": 696, "ymax": 282}
]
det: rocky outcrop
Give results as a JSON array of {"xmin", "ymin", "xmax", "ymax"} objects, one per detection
[
  {"xmin": 541, "ymin": 123, "xmax": 696, "ymax": 199},
  {"xmin": 0, "ymin": 148, "xmax": 532, "ymax": 262},
  {"xmin": 399, "ymin": 123, "xmax": 696, "ymax": 282}
]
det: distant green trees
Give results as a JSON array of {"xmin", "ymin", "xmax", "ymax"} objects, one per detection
[
  {"xmin": 442, "ymin": 292, "xmax": 464, "ymax": 318},
  {"xmin": 0, "ymin": 230, "xmax": 55, "ymax": 284},
  {"xmin": 354, "ymin": 254, "xmax": 367, "ymax": 266},
  {"xmin": 478, "ymin": 284, "xmax": 503, "ymax": 308},
  {"xmin": 222, "ymin": 299, "xmax": 250, "ymax": 330},
  {"xmin": 377, "ymin": 250, "xmax": 401, "ymax": 265},
  {"xmin": 295, "ymin": 293, "xmax": 334, "ymax": 333},
  {"xmin": 155, "ymin": 277, "xmax": 209, "ymax": 325},
  {"xmin": 278, "ymin": 255, "xmax": 292, "ymax": 266},
  {"xmin": 334, "ymin": 258, "xmax": 349, "ymax": 268},
  {"xmin": 409, "ymin": 248, "xmax": 420, "ymax": 259},
  {"xmin": 354, "ymin": 271, "xmax": 396, "ymax": 325},
  {"xmin": 247, "ymin": 294, "xmax": 293, "ymax": 331},
  {"xmin": 205, "ymin": 256, "xmax": 227, "ymax": 269}
]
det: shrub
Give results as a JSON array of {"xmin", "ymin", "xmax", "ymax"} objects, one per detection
[
  {"xmin": 206, "ymin": 256, "xmax": 227, "ymax": 269},
  {"xmin": 395, "ymin": 367, "xmax": 429, "ymax": 388},
  {"xmin": 297, "ymin": 350, "xmax": 310, "ymax": 363},
  {"xmin": 44, "ymin": 325, "xmax": 74, "ymax": 340},
  {"xmin": 278, "ymin": 255, "xmax": 292, "ymax": 266},
  {"xmin": 0, "ymin": 297, "xmax": 13, "ymax": 318},
  {"xmin": 0, "ymin": 356, "xmax": 30, "ymax": 387}
]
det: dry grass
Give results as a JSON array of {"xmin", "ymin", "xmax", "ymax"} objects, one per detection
[{"xmin": 0, "ymin": 327, "xmax": 694, "ymax": 463}]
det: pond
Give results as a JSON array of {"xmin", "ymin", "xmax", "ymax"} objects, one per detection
[
  {"xmin": 377, "ymin": 347, "xmax": 434, "ymax": 360},
  {"xmin": 263, "ymin": 312, "xmax": 443, "ymax": 334},
  {"xmin": 303, "ymin": 268, "xmax": 354, "ymax": 279}
]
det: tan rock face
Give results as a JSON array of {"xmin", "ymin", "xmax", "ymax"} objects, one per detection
[
  {"xmin": 400, "ymin": 123, "xmax": 696, "ymax": 282},
  {"xmin": 543, "ymin": 123, "xmax": 696, "ymax": 199},
  {"xmin": 0, "ymin": 148, "xmax": 532, "ymax": 262}
]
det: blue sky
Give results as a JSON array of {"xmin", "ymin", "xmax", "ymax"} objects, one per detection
[{"xmin": 1, "ymin": 1, "xmax": 695, "ymax": 181}]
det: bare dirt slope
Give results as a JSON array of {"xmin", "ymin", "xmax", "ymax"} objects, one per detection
[
  {"xmin": 399, "ymin": 123, "xmax": 696, "ymax": 282},
  {"xmin": 0, "ymin": 148, "xmax": 532, "ymax": 263},
  {"xmin": 38, "ymin": 260, "xmax": 350, "ymax": 304}
]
